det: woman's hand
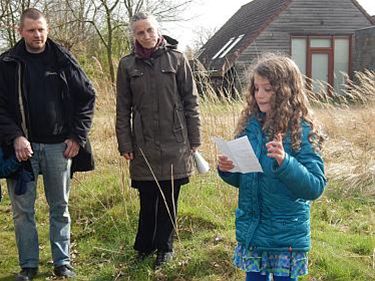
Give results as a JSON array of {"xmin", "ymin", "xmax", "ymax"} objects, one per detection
[
  {"xmin": 123, "ymin": 152, "xmax": 134, "ymax": 160},
  {"xmin": 266, "ymin": 133, "xmax": 285, "ymax": 166},
  {"xmin": 218, "ymin": 155, "xmax": 234, "ymax": 172}
]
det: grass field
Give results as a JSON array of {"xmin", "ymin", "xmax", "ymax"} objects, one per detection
[{"xmin": 0, "ymin": 70, "xmax": 374, "ymax": 281}]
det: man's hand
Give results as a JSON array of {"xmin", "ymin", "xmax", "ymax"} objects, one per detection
[
  {"xmin": 64, "ymin": 139, "xmax": 80, "ymax": 159},
  {"xmin": 14, "ymin": 136, "xmax": 33, "ymax": 162}
]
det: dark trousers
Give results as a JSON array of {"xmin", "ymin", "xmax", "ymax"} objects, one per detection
[
  {"xmin": 134, "ymin": 181, "xmax": 182, "ymax": 253},
  {"xmin": 246, "ymin": 272, "xmax": 298, "ymax": 281}
]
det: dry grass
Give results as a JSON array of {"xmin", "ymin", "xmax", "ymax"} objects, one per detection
[
  {"xmin": 195, "ymin": 69, "xmax": 375, "ymax": 197},
  {"xmin": 88, "ymin": 66, "xmax": 375, "ymax": 198},
  {"xmin": 319, "ymin": 106, "xmax": 375, "ymax": 196},
  {"xmin": 308, "ymin": 70, "xmax": 375, "ymax": 196}
]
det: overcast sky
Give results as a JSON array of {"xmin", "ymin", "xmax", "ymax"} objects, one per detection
[{"xmin": 163, "ymin": 0, "xmax": 375, "ymax": 51}]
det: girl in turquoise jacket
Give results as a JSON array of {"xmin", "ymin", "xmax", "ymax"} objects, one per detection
[{"xmin": 218, "ymin": 54, "xmax": 327, "ymax": 281}]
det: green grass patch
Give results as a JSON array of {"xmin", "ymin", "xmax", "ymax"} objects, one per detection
[{"xmin": 0, "ymin": 172, "xmax": 374, "ymax": 281}]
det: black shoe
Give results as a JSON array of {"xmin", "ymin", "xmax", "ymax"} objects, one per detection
[
  {"xmin": 136, "ymin": 251, "xmax": 152, "ymax": 262},
  {"xmin": 154, "ymin": 251, "xmax": 173, "ymax": 269},
  {"xmin": 15, "ymin": 267, "xmax": 38, "ymax": 281},
  {"xmin": 53, "ymin": 264, "xmax": 76, "ymax": 278}
]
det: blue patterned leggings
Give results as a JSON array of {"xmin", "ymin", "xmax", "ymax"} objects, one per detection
[{"xmin": 246, "ymin": 272, "xmax": 298, "ymax": 281}]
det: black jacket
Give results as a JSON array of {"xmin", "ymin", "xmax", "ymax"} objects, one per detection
[{"xmin": 0, "ymin": 38, "xmax": 95, "ymax": 174}]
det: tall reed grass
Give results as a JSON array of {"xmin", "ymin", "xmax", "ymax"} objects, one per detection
[
  {"xmin": 88, "ymin": 59, "xmax": 375, "ymax": 199},
  {"xmin": 306, "ymin": 70, "xmax": 375, "ymax": 196},
  {"xmin": 192, "ymin": 67, "xmax": 375, "ymax": 197}
]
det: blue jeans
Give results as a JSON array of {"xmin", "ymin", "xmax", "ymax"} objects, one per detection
[
  {"xmin": 246, "ymin": 272, "xmax": 298, "ymax": 281},
  {"xmin": 7, "ymin": 143, "xmax": 72, "ymax": 268}
]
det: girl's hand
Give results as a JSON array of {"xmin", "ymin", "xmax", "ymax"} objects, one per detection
[
  {"xmin": 218, "ymin": 155, "xmax": 234, "ymax": 172},
  {"xmin": 266, "ymin": 133, "xmax": 285, "ymax": 166}
]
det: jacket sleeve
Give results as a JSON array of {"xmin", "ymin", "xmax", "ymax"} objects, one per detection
[
  {"xmin": 115, "ymin": 58, "xmax": 133, "ymax": 155},
  {"xmin": 273, "ymin": 127, "xmax": 327, "ymax": 200},
  {"xmin": 218, "ymin": 169, "xmax": 241, "ymax": 188},
  {"xmin": 67, "ymin": 65, "xmax": 96, "ymax": 147},
  {"xmin": 0, "ymin": 61, "xmax": 24, "ymax": 144},
  {"xmin": 176, "ymin": 54, "xmax": 201, "ymax": 148}
]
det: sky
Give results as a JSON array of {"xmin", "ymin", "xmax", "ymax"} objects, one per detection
[{"xmin": 163, "ymin": 0, "xmax": 375, "ymax": 51}]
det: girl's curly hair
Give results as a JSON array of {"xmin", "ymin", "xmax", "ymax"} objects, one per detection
[{"xmin": 235, "ymin": 53, "xmax": 324, "ymax": 151}]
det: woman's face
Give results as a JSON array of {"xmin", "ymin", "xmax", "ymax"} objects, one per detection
[
  {"xmin": 133, "ymin": 19, "xmax": 159, "ymax": 49},
  {"xmin": 254, "ymin": 73, "xmax": 275, "ymax": 115}
]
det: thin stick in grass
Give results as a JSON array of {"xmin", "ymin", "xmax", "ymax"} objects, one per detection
[{"xmin": 139, "ymin": 147, "xmax": 180, "ymax": 242}]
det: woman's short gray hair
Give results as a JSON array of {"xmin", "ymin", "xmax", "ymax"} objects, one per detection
[{"xmin": 130, "ymin": 11, "xmax": 159, "ymax": 34}]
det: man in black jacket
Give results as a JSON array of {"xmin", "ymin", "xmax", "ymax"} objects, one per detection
[{"xmin": 0, "ymin": 8, "xmax": 95, "ymax": 281}]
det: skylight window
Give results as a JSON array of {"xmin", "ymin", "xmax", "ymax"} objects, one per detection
[
  {"xmin": 212, "ymin": 37, "xmax": 235, "ymax": 59},
  {"xmin": 219, "ymin": 34, "xmax": 244, "ymax": 58}
]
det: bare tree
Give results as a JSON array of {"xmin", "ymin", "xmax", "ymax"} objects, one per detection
[
  {"xmin": 43, "ymin": 0, "xmax": 95, "ymax": 50},
  {"xmin": 192, "ymin": 25, "xmax": 216, "ymax": 52},
  {"xmin": 123, "ymin": 0, "xmax": 193, "ymax": 22},
  {"xmin": 143, "ymin": 0, "xmax": 193, "ymax": 22},
  {"xmin": 0, "ymin": 0, "xmax": 34, "ymax": 48},
  {"xmin": 122, "ymin": 0, "xmax": 143, "ymax": 19},
  {"xmin": 0, "ymin": 0, "xmax": 196, "ymax": 81},
  {"xmin": 81, "ymin": 0, "xmax": 125, "ymax": 83}
]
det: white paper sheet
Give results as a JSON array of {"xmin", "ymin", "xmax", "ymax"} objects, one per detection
[{"xmin": 213, "ymin": 136, "xmax": 263, "ymax": 173}]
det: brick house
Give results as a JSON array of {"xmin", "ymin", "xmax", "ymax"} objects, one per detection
[{"xmin": 197, "ymin": 0, "xmax": 374, "ymax": 94}]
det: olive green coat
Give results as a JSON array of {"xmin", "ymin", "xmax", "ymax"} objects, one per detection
[{"xmin": 116, "ymin": 37, "xmax": 201, "ymax": 181}]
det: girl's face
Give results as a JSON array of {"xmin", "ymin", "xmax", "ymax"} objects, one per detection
[{"xmin": 254, "ymin": 74, "xmax": 274, "ymax": 116}]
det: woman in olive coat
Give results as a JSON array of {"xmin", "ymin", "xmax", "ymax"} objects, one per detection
[{"xmin": 116, "ymin": 12, "xmax": 200, "ymax": 268}]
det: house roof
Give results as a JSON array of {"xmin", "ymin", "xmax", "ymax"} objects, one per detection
[
  {"xmin": 351, "ymin": 0, "xmax": 375, "ymax": 24},
  {"xmin": 197, "ymin": 0, "xmax": 374, "ymax": 75},
  {"xmin": 197, "ymin": 0, "xmax": 292, "ymax": 74}
]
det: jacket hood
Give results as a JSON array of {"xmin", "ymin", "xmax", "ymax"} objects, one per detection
[{"xmin": 162, "ymin": 35, "xmax": 178, "ymax": 49}]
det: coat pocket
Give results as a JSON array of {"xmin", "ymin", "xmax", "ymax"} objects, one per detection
[
  {"xmin": 271, "ymin": 217, "xmax": 309, "ymax": 248},
  {"xmin": 235, "ymin": 208, "xmax": 250, "ymax": 245},
  {"xmin": 173, "ymin": 105, "xmax": 186, "ymax": 143},
  {"xmin": 129, "ymin": 69, "xmax": 144, "ymax": 90},
  {"xmin": 161, "ymin": 66, "xmax": 177, "ymax": 74},
  {"xmin": 130, "ymin": 69, "xmax": 144, "ymax": 78},
  {"xmin": 132, "ymin": 109, "xmax": 145, "ymax": 146}
]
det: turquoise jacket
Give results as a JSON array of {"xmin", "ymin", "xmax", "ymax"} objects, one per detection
[{"xmin": 219, "ymin": 117, "xmax": 326, "ymax": 252}]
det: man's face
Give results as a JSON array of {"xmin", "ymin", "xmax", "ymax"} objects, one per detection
[{"xmin": 19, "ymin": 17, "xmax": 48, "ymax": 53}]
